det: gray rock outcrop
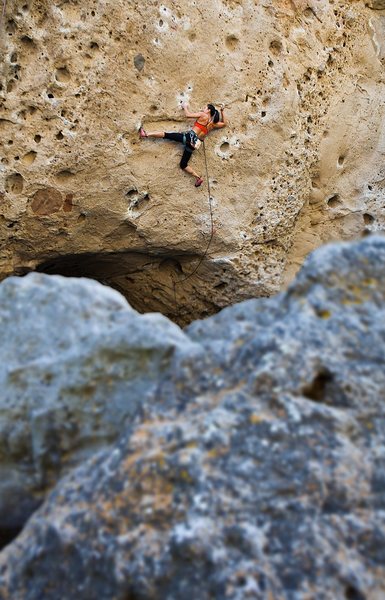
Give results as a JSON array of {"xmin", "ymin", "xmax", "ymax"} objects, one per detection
[
  {"xmin": 0, "ymin": 272, "xmax": 201, "ymax": 533},
  {"xmin": 0, "ymin": 236, "xmax": 385, "ymax": 599}
]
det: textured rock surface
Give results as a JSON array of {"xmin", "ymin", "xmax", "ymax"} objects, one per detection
[
  {"xmin": 367, "ymin": 1, "xmax": 385, "ymax": 9},
  {"xmin": 0, "ymin": 272, "xmax": 201, "ymax": 533},
  {"xmin": 2, "ymin": 1, "xmax": 385, "ymax": 323},
  {"xmin": 0, "ymin": 236, "xmax": 385, "ymax": 599}
]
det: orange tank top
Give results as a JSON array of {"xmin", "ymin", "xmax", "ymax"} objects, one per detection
[{"xmin": 194, "ymin": 121, "xmax": 210, "ymax": 135}]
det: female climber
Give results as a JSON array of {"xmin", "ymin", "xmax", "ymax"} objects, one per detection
[{"xmin": 139, "ymin": 103, "xmax": 227, "ymax": 187}]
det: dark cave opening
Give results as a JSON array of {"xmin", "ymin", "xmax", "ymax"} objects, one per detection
[
  {"xmin": 0, "ymin": 495, "xmax": 44, "ymax": 553},
  {"xmin": 32, "ymin": 249, "xmax": 206, "ymax": 325},
  {"xmin": 0, "ymin": 525, "xmax": 24, "ymax": 551}
]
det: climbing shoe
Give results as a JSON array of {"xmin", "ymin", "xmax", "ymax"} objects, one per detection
[
  {"xmin": 195, "ymin": 177, "xmax": 203, "ymax": 187},
  {"xmin": 139, "ymin": 127, "xmax": 148, "ymax": 138}
]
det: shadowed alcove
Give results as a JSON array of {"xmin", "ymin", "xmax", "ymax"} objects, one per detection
[{"xmin": 34, "ymin": 250, "xmax": 213, "ymax": 326}]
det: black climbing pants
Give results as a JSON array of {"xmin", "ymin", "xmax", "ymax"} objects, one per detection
[{"xmin": 164, "ymin": 131, "xmax": 195, "ymax": 169}]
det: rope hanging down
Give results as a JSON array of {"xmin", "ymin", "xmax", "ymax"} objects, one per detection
[{"xmin": 174, "ymin": 139, "xmax": 215, "ymax": 286}]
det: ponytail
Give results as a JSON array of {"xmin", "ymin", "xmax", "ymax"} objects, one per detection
[{"xmin": 208, "ymin": 103, "xmax": 220, "ymax": 123}]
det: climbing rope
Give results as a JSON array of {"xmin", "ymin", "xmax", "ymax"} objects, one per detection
[
  {"xmin": 174, "ymin": 139, "xmax": 214, "ymax": 284},
  {"xmin": 170, "ymin": 139, "xmax": 215, "ymax": 307}
]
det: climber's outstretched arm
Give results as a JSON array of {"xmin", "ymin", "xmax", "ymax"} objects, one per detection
[{"xmin": 181, "ymin": 103, "xmax": 205, "ymax": 119}]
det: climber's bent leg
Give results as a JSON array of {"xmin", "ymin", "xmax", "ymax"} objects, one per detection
[
  {"xmin": 141, "ymin": 130, "xmax": 202, "ymax": 184},
  {"xmin": 184, "ymin": 165, "xmax": 201, "ymax": 179},
  {"xmin": 180, "ymin": 148, "xmax": 201, "ymax": 181},
  {"xmin": 179, "ymin": 148, "xmax": 192, "ymax": 170}
]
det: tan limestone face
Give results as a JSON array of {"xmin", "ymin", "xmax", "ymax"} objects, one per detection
[{"xmin": 1, "ymin": 0, "xmax": 384, "ymax": 324}]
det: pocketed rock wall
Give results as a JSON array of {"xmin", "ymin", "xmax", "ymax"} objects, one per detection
[
  {"xmin": 1, "ymin": 236, "xmax": 385, "ymax": 599},
  {"xmin": 1, "ymin": 0, "xmax": 385, "ymax": 323}
]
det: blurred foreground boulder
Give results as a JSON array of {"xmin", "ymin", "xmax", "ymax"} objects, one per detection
[
  {"xmin": 0, "ymin": 273, "xmax": 202, "ymax": 533},
  {"xmin": 1, "ymin": 237, "xmax": 385, "ymax": 599}
]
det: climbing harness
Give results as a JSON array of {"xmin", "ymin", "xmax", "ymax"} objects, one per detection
[{"xmin": 183, "ymin": 130, "xmax": 201, "ymax": 151}]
